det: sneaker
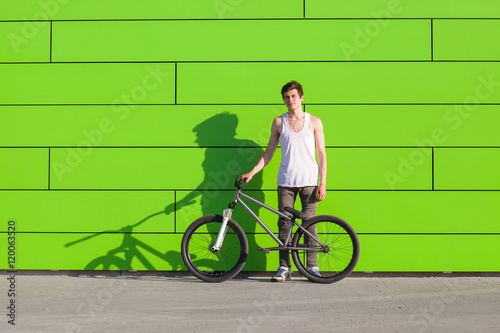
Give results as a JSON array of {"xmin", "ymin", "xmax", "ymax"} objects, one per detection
[
  {"xmin": 307, "ymin": 265, "xmax": 321, "ymax": 277},
  {"xmin": 271, "ymin": 266, "xmax": 291, "ymax": 282}
]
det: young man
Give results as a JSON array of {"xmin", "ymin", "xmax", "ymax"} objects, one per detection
[{"xmin": 241, "ymin": 80, "xmax": 327, "ymax": 282}]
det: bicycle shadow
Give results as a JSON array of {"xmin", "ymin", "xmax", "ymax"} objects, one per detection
[
  {"xmin": 65, "ymin": 210, "xmax": 184, "ymax": 270},
  {"xmin": 66, "ymin": 112, "xmax": 267, "ymax": 272}
]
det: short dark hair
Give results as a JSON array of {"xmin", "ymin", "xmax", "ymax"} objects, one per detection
[{"xmin": 281, "ymin": 80, "xmax": 303, "ymax": 99}]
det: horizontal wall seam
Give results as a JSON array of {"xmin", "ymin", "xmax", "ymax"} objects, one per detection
[
  {"xmin": 1, "ymin": 189, "xmax": 500, "ymax": 192},
  {"xmin": 2, "ymin": 18, "xmax": 500, "ymax": 23},
  {"xmin": 2, "ymin": 103, "xmax": 500, "ymax": 106},
  {"xmin": 2, "ymin": 146, "xmax": 500, "ymax": 149},
  {"xmin": 3, "ymin": 60, "xmax": 500, "ymax": 64}
]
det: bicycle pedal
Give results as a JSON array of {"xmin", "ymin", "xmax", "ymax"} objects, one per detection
[{"xmin": 257, "ymin": 246, "xmax": 270, "ymax": 254}]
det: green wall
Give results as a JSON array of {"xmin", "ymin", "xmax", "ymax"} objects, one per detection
[{"xmin": 1, "ymin": 0, "xmax": 499, "ymax": 272}]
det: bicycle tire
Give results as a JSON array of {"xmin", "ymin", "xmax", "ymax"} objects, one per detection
[
  {"xmin": 291, "ymin": 215, "xmax": 360, "ymax": 284},
  {"xmin": 181, "ymin": 214, "xmax": 248, "ymax": 282},
  {"xmin": 85, "ymin": 256, "xmax": 128, "ymax": 270}
]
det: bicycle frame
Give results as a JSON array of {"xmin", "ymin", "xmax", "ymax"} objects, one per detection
[{"xmin": 211, "ymin": 185, "xmax": 327, "ymax": 253}]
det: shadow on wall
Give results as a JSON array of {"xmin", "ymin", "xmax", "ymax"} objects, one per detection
[{"xmin": 66, "ymin": 112, "xmax": 267, "ymax": 271}]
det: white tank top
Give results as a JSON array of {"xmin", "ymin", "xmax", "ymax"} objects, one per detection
[{"xmin": 277, "ymin": 112, "xmax": 319, "ymax": 187}]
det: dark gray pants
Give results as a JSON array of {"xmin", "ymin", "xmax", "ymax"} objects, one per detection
[{"xmin": 277, "ymin": 186, "xmax": 318, "ymax": 268}]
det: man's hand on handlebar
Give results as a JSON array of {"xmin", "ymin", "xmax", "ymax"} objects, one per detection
[{"xmin": 240, "ymin": 173, "xmax": 252, "ymax": 183}]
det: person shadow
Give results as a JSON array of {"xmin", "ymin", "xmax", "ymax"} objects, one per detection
[{"xmin": 165, "ymin": 112, "xmax": 267, "ymax": 272}]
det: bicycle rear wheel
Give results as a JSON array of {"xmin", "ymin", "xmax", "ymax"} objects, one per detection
[
  {"xmin": 181, "ymin": 214, "xmax": 248, "ymax": 282},
  {"xmin": 291, "ymin": 215, "xmax": 359, "ymax": 284}
]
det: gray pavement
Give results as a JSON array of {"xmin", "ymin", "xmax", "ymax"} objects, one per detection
[{"xmin": 0, "ymin": 273, "xmax": 499, "ymax": 333}]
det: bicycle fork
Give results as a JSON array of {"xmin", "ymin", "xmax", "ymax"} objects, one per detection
[{"xmin": 211, "ymin": 208, "xmax": 233, "ymax": 252}]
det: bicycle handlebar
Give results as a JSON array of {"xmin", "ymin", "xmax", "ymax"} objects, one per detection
[{"xmin": 234, "ymin": 175, "xmax": 246, "ymax": 189}]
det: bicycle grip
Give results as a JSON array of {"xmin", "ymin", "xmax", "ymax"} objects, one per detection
[{"xmin": 234, "ymin": 175, "xmax": 245, "ymax": 189}]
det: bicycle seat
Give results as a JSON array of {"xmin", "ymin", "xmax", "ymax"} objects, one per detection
[{"xmin": 284, "ymin": 207, "xmax": 308, "ymax": 220}]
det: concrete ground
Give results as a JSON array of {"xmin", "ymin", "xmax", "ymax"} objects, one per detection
[{"xmin": 0, "ymin": 272, "xmax": 499, "ymax": 333}]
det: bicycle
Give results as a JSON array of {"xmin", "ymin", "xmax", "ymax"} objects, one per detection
[
  {"xmin": 181, "ymin": 176, "xmax": 360, "ymax": 283},
  {"xmin": 66, "ymin": 211, "xmax": 184, "ymax": 270}
]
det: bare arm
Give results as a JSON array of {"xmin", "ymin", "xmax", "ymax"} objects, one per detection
[
  {"xmin": 312, "ymin": 116, "xmax": 327, "ymax": 201},
  {"xmin": 241, "ymin": 117, "xmax": 281, "ymax": 183}
]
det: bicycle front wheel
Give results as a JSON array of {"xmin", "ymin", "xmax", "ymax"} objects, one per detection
[
  {"xmin": 85, "ymin": 256, "xmax": 128, "ymax": 270},
  {"xmin": 181, "ymin": 214, "xmax": 248, "ymax": 282},
  {"xmin": 291, "ymin": 215, "xmax": 360, "ymax": 284}
]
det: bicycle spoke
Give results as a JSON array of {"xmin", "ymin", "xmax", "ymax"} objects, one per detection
[{"xmin": 216, "ymin": 251, "xmax": 228, "ymax": 273}]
